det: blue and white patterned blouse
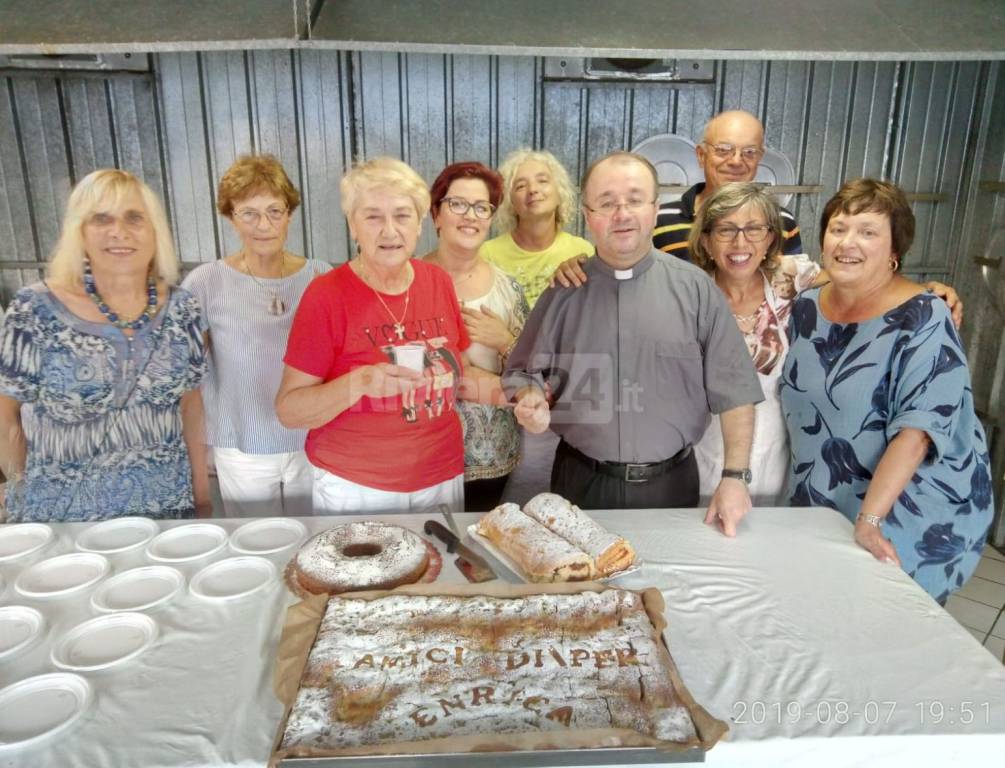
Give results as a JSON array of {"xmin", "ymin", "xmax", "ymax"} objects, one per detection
[
  {"xmin": 780, "ymin": 289, "xmax": 993, "ymax": 601},
  {"xmin": 0, "ymin": 284, "xmax": 206, "ymax": 522}
]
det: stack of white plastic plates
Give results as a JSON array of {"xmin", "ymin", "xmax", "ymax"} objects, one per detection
[
  {"xmin": 90, "ymin": 566, "xmax": 185, "ymax": 613},
  {"xmin": 0, "ymin": 673, "xmax": 92, "ymax": 752},
  {"xmin": 145, "ymin": 524, "xmax": 227, "ymax": 563},
  {"xmin": 229, "ymin": 518, "xmax": 307, "ymax": 555},
  {"xmin": 0, "ymin": 523, "xmax": 54, "ymax": 563},
  {"xmin": 14, "ymin": 553, "xmax": 110, "ymax": 599},
  {"xmin": 0, "ymin": 606, "xmax": 45, "ymax": 661},
  {"xmin": 51, "ymin": 613, "xmax": 158, "ymax": 672},
  {"xmin": 190, "ymin": 557, "xmax": 277, "ymax": 601},
  {"xmin": 76, "ymin": 517, "xmax": 159, "ymax": 555}
]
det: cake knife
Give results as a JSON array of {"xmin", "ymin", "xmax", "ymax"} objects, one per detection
[{"xmin": 423, "ymin": 520, "xmax": 497, "ymax": 582}]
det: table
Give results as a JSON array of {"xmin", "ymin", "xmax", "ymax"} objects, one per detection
[{"xmin": 0, "ymin": 507, "xmax": 1003, "ymax": 767}]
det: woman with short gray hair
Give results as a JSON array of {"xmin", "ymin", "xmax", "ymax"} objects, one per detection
[{"xmin": 276, "ymin": 157, "xmax": 501, "ymax": 515}]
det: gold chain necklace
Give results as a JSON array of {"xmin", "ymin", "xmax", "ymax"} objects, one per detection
[
  {"xmin": 363, "ymin": 263, "xmax": 411, "ymax": 340},
  {"xmin": 243, "ymin": 252, "xmax": 287, "ymax": 316}
]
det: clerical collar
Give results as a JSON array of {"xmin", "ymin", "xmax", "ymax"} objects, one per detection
[{"xmin": 589, "ymin": 250, "xmax": 655, "ymax": 281}]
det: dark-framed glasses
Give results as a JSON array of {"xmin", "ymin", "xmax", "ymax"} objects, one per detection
[
  {"xmin": 234, "ymin": 206, "xmax": 288, "ymax": 225},
  {"xmin": 583, "ymin": 198, "xmax": 656, "ymax": 216},
  {"xmin": 441, "ymin": 197, "xmax": 495, "ymax": 220},
  {"xmin": 708, "ymin": 224, "xmax": 772, "ymax": 242},
  {"xmin": 703, "ymin": 142, "xmax": 764, "ymax": 162}
]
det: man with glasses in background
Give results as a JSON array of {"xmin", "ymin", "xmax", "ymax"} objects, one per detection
[
  {"xmin": 504, "ymin": 151, "xmax": 762, "ymax": 533},
  {"xmin": 549, "ymin": 110, "xmax": 802, "ymax": 286},
  {"xmin": 652, "ymin": 109, "xmax": 802, "ymax": 260}
]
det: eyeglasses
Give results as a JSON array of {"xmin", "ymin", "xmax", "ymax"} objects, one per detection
[
  {"xmin": 707, "ymin": 224, "xmax": 772, "ymax": 243},
  {"xmin": 583, "ymin": 198, "xmax": 656, "ymax": 216},
  {"xmin": 87, "ymin": 211, "xmax": 149, "ymax": 230},
  {"xmin": 440, "ymin": 197, "xmax": 495, "ymax": 220},
  {"xmin": 234, "ymin": 206, "xmax": 288, "ymax": 226},
  {"xmin": 702, "ymin": 142, "xmax": 764, "ymax": 162}
]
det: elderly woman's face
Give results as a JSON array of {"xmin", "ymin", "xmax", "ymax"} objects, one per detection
[
  {"xmin": 701, "ymin": 202, "xmax": 773, "ymax": 284},
  {"xmin": 433, "ymin": 178, "xmax": 494, "ymax": 252},
  {"xmin": 510, "ymin": 160, "xmax": 559, "ymax": 222},
  {"xmin": 229, "ymin": 191, "xmax": 290, "ymax": 261},
  {"xmin": 822, "ymin": 209, "xmax": 895, "ymax": 289},
  {"xmin": 82, "ymin": 189, "xmax": 156, "ymax": 276},
  {"xmin": 349, "ymin": 187, "xmax": 421, "ymax": 270}
]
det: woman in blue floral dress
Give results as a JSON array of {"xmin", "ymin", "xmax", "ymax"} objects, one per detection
[
  {"xmin": 0, "ymin": 169, "xmax": 208, "ymax": 522},
  {"xmin": 781, "ymin": 179, "xmax": 992, "ymax": 602}
]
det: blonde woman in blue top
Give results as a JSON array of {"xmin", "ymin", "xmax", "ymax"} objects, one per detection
[
  {"xmin": 183, "ymin": 155, "xmax": 331, "ymax": 516},
  {"xmin": 0, "ymin": 169, "xmax": 208, "ymax": 521}
]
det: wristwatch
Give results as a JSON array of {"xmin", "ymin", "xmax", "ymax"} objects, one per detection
[
  {"xmin": 721, "ymin": 468, "xmax": 752, "ymax": 484},
  {"xmin": 858, "ymin": 513, "xmax": 883, "ymax": 528}
]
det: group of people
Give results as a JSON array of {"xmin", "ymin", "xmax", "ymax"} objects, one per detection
[{"xmin": 0, "ymin": 108, "xmax": 994, "ymax": 602}]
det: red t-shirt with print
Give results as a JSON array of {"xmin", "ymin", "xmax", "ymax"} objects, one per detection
[{"xmin": 283, "ymin": 260, "xmax": 470, "ymax": 492}]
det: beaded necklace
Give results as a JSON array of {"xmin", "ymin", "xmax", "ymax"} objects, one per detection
[{"xmin": 83, "ymin": 257, "xmax": 158, "ymax": 330}]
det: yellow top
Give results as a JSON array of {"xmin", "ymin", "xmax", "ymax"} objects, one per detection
[{"xmin": 479, "ymin": 231, "xmax": 594, "ymax": 308}]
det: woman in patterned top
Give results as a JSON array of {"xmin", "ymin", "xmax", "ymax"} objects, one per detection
[
  {"xmin": 422, "ymin": 162, "xmax": 530, "ymax": 510},
  {"xmin": 0, "ymin": 169, "xmax": 208, "ymax": 522},
  {"xmin": 687, "ymin": 182, "xmax": 961, "ymax": 505},
  {"xmin": 780, "ymin": 179, "xmax": 990, "ymax": 600}
]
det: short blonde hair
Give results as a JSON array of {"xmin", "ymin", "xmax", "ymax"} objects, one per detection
[
  {"xmin": 688, "ymin": 182, "xmax": 784, "ymax": 276},
  {"xmin": 217, "ymin": 154, "xmax": 301, "ymax": 217},
  {"xmin": 495, "ymin": 148, "xmax": 578, "ymax": 233},
  {"xmin": 340, "ymin": 157, "xmax": 430, "ymax": 220},
  {"xmin": 48, "ymin": 169, "xmax": 179, "ymax": 289}
]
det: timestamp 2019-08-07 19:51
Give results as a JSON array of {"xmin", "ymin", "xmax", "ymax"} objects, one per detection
[{"xmin": 732, "ymin": 699, "xmax": 993, "ymax": 727}]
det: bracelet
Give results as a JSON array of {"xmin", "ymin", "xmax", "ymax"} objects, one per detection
[{"xmin": 857, "ymin": 513, "xmax": 883, "ymax": 528}]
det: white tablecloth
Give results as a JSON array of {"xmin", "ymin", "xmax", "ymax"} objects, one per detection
[{"xmin": 0, "ymin": 507, "xmax": 1003, "ymax": 768}]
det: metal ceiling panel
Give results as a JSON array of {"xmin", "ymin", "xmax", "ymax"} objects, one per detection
[
  {"xmin": 0, "ymin": 0, "xmax": 306, "ymax": 52},
  {"xmin": 310, "ymin": 0, "xmax": 1005, "ymax": 61}
]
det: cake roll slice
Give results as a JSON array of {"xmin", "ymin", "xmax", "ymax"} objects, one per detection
[
  {"xmin": 476, "ymin": 502, "xmax": 594, "ymax": 582},
  {"xmin": 523, "ymin": 493, "xmax": 636, "ymax": 576}
]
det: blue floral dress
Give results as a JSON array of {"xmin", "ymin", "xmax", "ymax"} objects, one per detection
[
  {"xmin": 780, "ymin": 289, "xmax": 993, "ymax": 601},
  {"xmin": 0, "ymin": 284, "xmax": 206, "ymax": 522}
]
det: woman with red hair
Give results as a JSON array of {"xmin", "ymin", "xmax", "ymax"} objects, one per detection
[{"xmin": 422, "ymin": 162, "xmax": 529, "ymax": 510}]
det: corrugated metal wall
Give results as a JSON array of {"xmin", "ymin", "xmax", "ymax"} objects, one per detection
[
  {"xmin": 1, "ymin": 53, "xmax": 993, "ymax": 278},
  {"xmin": 0, "ymin": 52, "xmax": 1002, "ymax": 468}
]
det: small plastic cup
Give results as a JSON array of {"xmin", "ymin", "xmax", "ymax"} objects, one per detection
[{"xmin": 392, "ymin": 343, "xmax": 426, "ymax": 372}]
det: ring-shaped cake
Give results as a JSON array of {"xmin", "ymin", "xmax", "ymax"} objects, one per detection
[{"xmin": 291, "ymin": 522, "xmax": 430, "ymax": 595}]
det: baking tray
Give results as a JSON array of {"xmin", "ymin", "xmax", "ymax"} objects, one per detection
[
  {"xmin": 271, "ymin": 583, "xmax": 722, "ymax": 767},
  {"xmin": 279, "ymin": 744, "xmax": 703, "ymax": 765}
]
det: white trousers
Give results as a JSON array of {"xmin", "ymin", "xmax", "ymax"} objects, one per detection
[
  {"xmin": 311, "ymin": 468, "xmax": 464, "ymax": 516},
  {"xmin": 213, "ymin": 447, "xmax": 314, "ymax": 517}
]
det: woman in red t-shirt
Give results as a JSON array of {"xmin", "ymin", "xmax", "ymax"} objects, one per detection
[{"xmin": 276, "ymin": 157, "xmax": 501, "ymax": 514}]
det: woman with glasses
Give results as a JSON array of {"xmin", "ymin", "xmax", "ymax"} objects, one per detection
[
  {"xmin": 687, "ymin": 182, "xmax": 961, "ymax": 505},
  {"xmin": 422, "ymin": 162, "xmax": 529, "ymax": 510},
  {"xmin": 182, "ymin": 155, "xmax": 331, "ymax": 516},
  {"xmin": 0, "ymin": 169, "xmax": 208, "ymax": 521}
]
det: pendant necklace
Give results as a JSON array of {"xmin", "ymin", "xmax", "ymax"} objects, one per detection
[
  {"xmin": 83, "ymin": 257, "xmax": 158, "ymax": 330},
  {"xmin": 364, "ymin": 263, "xmax": 411, "ymax": 340},
  {"xmin": 243, "ymin": 252, "xmax": 287, "ymax": 316}
]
